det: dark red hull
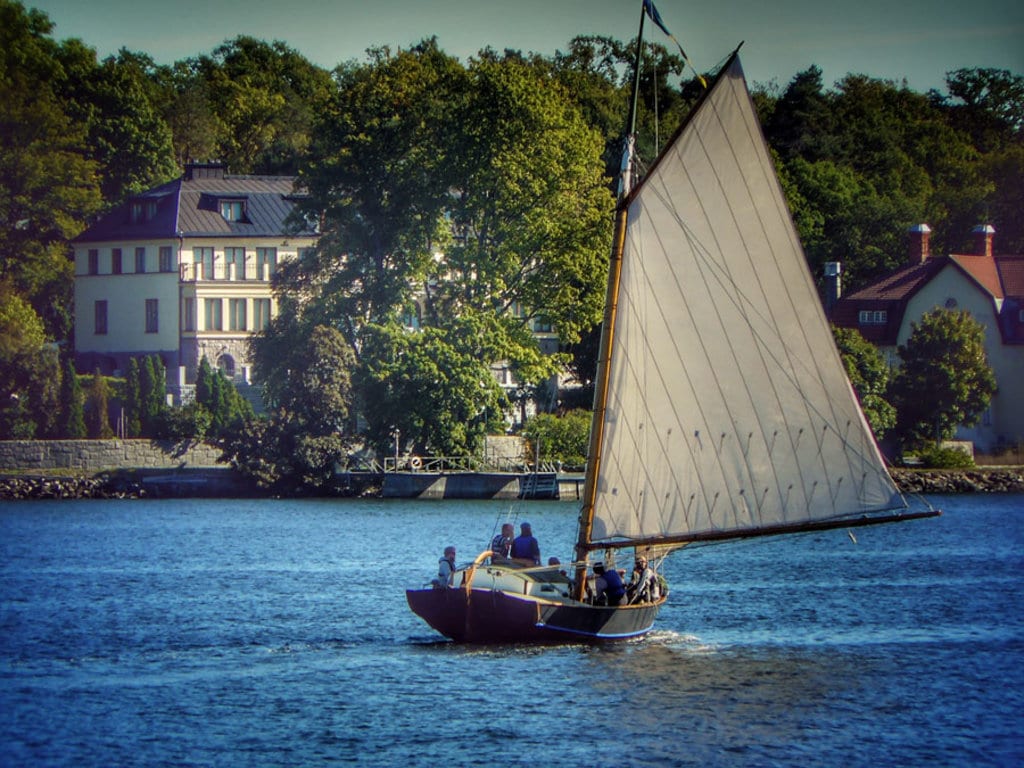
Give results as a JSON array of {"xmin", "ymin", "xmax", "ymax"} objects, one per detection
[{"xmin": 406, "ymin": 587, "xmax": 663, "ymax": 643}]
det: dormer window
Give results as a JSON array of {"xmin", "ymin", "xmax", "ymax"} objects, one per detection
[
  {"xmin": 130, "ymin": 199, "xmax": 158, "ymax": 223},
  {"xmin": 220, "ymin": 199, "xmax": 245, "ymax": 221},
  {"xmin": 858, "ymin": 310, "xmax": 888, "ymax": 325}
]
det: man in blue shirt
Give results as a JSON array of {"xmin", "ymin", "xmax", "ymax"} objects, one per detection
[
  {"xmin": 510, "ymin": 522, "xmax": 540, "ymax": 565},
  {"xmin": 592, "ymin": 562, "xmax": 626, "ymax": 606}
]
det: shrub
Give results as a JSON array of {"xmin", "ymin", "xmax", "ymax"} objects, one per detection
[{"xmin": 915, "ymin": 445, "xmax": 975, "ymax": 469}]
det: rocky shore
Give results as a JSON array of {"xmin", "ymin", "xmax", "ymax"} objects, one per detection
[
  {"xmin": 2, "ymin": 467, "xmax": 1022, "ymax": 501},
  {"xmin": 890, "ymin": 467, "xmax": 1024, "ymax": 494}
]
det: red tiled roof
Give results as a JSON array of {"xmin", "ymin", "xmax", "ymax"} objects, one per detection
[{"xmin": 951, "ymin": 253, "xmax": 1003, "ymax": 299}]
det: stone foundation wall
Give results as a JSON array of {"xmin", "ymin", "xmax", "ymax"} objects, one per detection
[{"xmin": 0, "ymin": 439, "xmax": 223, "ymax": 472}]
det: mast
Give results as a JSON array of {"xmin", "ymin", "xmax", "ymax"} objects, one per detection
[{"xmin": 573, "ymin": 1, "xmax": 647, "ymax": 598}]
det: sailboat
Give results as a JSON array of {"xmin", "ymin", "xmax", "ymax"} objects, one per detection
[{"xmin": 407, "ymin": 8, "xmax": 939, "ymax": 644}]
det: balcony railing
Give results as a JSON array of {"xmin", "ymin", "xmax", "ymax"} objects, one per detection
[{"xmin": 180, "ymin": 262, "xmax": 275, "ymax": 282}]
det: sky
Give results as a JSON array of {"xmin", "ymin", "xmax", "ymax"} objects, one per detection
[{"xmin": 28, "ymin": 0, "xmax": 1024, "ymax": 93}]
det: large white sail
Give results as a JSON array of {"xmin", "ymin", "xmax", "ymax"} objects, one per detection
[{"xmin": 590, "ymin": 55, "xmax": 905, "ymax": 546}]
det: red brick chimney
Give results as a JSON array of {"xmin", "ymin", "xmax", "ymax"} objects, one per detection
[
  {"xmin": 907, "ymin": 224, "xmax": 931, "ymax": 265},
  {"xmin": 972, "ymin": 224, "xmax": 995, "ymax": 258}
]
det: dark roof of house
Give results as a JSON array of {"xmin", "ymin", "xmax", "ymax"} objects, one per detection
[
  {"xmin": 831, "ymin": 251, "xmax": 1024, "ymax": 345},
  {"xmin": 74, "ymin": 169, "xmax": 317, "ymax": 243},
  {"xmin": 997, "ymin": 255, "xmax": 1024, "ymax": 297}
]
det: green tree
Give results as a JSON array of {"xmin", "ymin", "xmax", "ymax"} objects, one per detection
[
  {"xmin": 888, "ymin": 309, "xmax": 997, "ymax": 446},
  {"xmin": 72, "ymin": 49, "xmax": 178, "ymax": 203},
  {"xmin": 765, "ymin": 65, "xmax": 835, "ymax": 162},
  {"xmin": 59, "ymin": 358, "xmax": 86, "ymax": 438},
  {"xmin": 522, "ymin": 409, "xmax": 592, "ymax": 468},
  {"xmin": 435, "ymin": 53, "xmax": 612, "ymax": 349},
  {"xmin": 84, "ymin": 368, "xmax": 113, "ymax": 439},
  {"xmin": 0, "ymin": 1, "xmax": 104, "ymax": 340},
  {"xmin": 0, "ymin": 285, "xmax": 60, "ymax": 438},
  {"xmin": 123, "ymin": 357, "xmax": 142, "ymax": 436},
  {"xmin": 289, "ymin": 39, "xmax": 465, "ymax": 352},
  {"xmin": 831, "ymin": 326, "xmax": 895, "ymax": 438},
  {"xmin": 139, "ymin": 355, "xmax": 167, "ymax": 436},
  {"xmin": 195, "ymin": 36, "xmax": 332, "ymax": 173},
  {"xmin": 194, "ymin": 356, "xmax": 252, "ymax": 438},
  {"xmin": 358, "ymin": 321, "xmax": 508, "ymax": 457},
  {"xmin": 231, "ymin": 325, "xmax": 356, "ymax": 490}
]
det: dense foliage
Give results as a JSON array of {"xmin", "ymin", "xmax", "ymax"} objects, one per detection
[
  {"xmin": 889, "ymin": 310, "xmax": 997, "ymax": 447},
  {"xmin": 2, "ymin": 0, "xmax": 1021, "ymax": 472},
  {"xmin": 831, "ymin": 326, "xmax": 896, "ymax": 438}
]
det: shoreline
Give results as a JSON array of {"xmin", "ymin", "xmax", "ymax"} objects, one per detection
[{"xmin": 2, "ymin": 467, "xmax": 1022, "ymax": 501}]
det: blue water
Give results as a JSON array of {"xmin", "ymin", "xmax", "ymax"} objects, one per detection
[{"xmin": 1, "ymin": 495, "xmax": 1021, "ymax": 767}]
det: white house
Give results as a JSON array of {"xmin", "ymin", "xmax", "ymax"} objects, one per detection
[{"xmin": 73, "ymin": 162, "xmax": 317, "ymax": 401}]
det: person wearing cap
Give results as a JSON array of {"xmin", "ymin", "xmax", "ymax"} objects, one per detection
[
  {"xmin": 592, "ymin": 561, "xmax": 626, "ymax": 606},
  {"xmin": 510, "ymin": 522, "xmax": 540, "ymax": 565},
  {"xmin": 627, "ymin": 555, "xmax": 659, "ymax": 604}
]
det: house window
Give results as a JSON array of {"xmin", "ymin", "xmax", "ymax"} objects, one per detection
[
  {"xmin": 225, "ymin": 247, "xmax": 246, "ymax": 280},
  {"xmin": 220, "ymin": 200, "xmax": 244, "ymax": 221},
  {"xmin": 533, "ymin": 316, "xmax": 553, "ymax": 333},
  {"xmin": 94, "ymin": 300, "xmax": 107, "ymax": 335},
  {"xmin": 193, "ymin": 247, "xmax": 214, "ymax": 280},
  {"xmin": 130, "ymin": 200, "xmax": 157, "ymax": 223},
  {"xmin": 228, "ymin": 298, "xmax": 247, "ymax": 331},
  {"xmin": 253, "ymin": 298, "xmax": 271, "ymax": 330},
  {"xmin": 204, "ymin": 298, "xmax": 223, "ymax": 331},
  {"xmin": 858, "ymin": 310, "xmax": 888, "ymax": 325},
  {"xmin": 159, "ymin": 246, "xmax": 173, "ymax": 273},
  {"xmin": 135, "ymin": 247, "xmax": 146, "ymax": 274},
  {"xmin": 183, "ymin": 297, "xmax": 196, "ymax": 332},
  {"xmin": 112, "ymin": 248, "xmax": 122, "ymax": 274},
  {"xmin": 256, "ymin": 247, "xmax": 277, "ymax": 280},
  {"xmin": 145, "ymin": 299, "xmax": 159, "ymax": 333},
  {"xmin": 88, "ymin": 249, "xmax": 99, "ymax": 275}
]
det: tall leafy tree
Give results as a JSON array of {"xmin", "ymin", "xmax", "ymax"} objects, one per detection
[
  {"xmin": 889, "ymin": 310, "xmax": 997, "ymax": 446},
  {"xmin": 231, "ymin": 326, "xmax": 356, "ymax": 490},
  {"xmin": 124, "ymin": 357, "xmax": 142, "ymax": 437},
  {"xmin": 287, "ymin": 38, "xmax": 465, "ymax": 353},
  {"xmin": 59, "ymin": 357, "xmax": 86, "ymax": 438},
  {"xmin": 436, "ymin": 53, "xmax": 612, "ymax": 350},
  {"xmin": 357, "ymin": 319, "xmax": 508, "ymax": 457},
  {"xmin": 0, "ymin": 0, "xmax": 104, "ymax": 340},
  {"xmin": 831, "ymin": 326, "xmax": 895, "ymax": 438},
  {"xmin": 84, "ymin": 368, "xmax": 113, "ymax": 439},
  {"xmin": 195, "ymin": 36, "xmax": 333, "ymax": 173},
  {"xmin": 0, "ymin": 285, "xmax": 59, "ymax": 438}
]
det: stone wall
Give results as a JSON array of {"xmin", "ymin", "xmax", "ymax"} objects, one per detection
[{"xmin": 0, "ymin": 439, "xmax": 223, "ymax": 472}]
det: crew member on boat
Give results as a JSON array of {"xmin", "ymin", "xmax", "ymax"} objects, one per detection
[
  {"xmin": 510, "ymin": 522, "xmax": 540, "ymax": 565},
  {"xmin": 591, "ymin": 562, "xmax": 626, "ymax": 606},
  {"xmin": 627, "ymin": 556, "xmax": 660, "ymax": 604},
  {"xmin": 433, "ymin": 546, "xmax": 456, "ymax": 588},
  {"xmin": 490, "ymin": 523, "xmax": 514, "ymax": 561}
]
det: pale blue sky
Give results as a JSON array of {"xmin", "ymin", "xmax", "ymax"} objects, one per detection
[{"xmin": 29, "ymin": 0, "xmax": 1024, "ymax": 92}]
